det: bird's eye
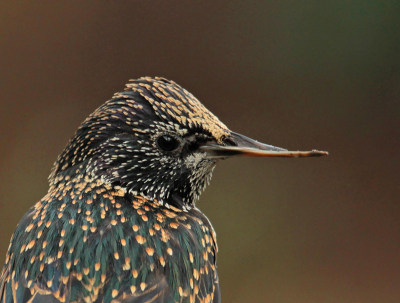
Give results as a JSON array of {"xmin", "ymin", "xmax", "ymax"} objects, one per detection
[{"xmin": 157, "ymin": 135, "xmax": 181, "ymax": 152}]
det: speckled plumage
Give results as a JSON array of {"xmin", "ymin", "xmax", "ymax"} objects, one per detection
[
  {"xmin": 1, "ymin": 78, "xmax": 223, "ymax": 303},
  {"xmin": 0, "ymin": 77, "xmax": 327, "ymax": 303}
]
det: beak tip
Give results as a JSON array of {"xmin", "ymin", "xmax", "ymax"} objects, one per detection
[{"xmin": 312, "ymin": 150, "xmax": 329, "ymax": 156}]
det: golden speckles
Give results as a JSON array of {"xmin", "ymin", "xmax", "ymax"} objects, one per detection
[
  {"xmin": 30, "ymin": 256, "xmax": 36, "ymax": 264},
  {"xmin": 190, "ymin": 278, "xmax": 194, "ymax": 289},
  {"xmin": 132, "ymin": 269, "xmax": 138, "ymax": 278},
  {"xmin": 101, "ymin": 213, "xmax": 106, "ymax": 219},
  {"xmin": 20, "ymin": 245, "xmax": 26, "ymax": 253},
  {"xmin": 154, "ymin": 223, "xmax": 161, "ymax": 231},
  {"xmin": 178, "ymin": 215, "xmax": 187, "ymax": 222},
  {"xmin": 83, "ymin": 268, "xmax": 90, "ymax": 275},
  {"xmin": 140, "ymin": 282, "xmax": 146, "ymax": 291},
  {"xmin": 169, "ymin": 222, "xmax": 179, "ymax": 229},
  {"xmin": 85, "ymin": 210, "xmax": 91, "ymax": 215},
  {"xmin": 90, "ymin": 226, "xmax": 97, "ymax": 232},
  {"xmin": 121, "ymin": 217, "xmax": 126, "ymax": 223},
  {"xmin": 194, "ymin": 285, "xmax": 199, "ymax": 295},
  {"xmin": 121, "ymin": 239, "xmax": 126, "ymax": 246},
  {"xmin": 114, "ymin": 252, "xmax": 119, "ymax": 260},
  {"xmin": 123, "ymin": 257, "xmax": 131, "ymax": 270},
  {"xmin": 74, "ymin": 259, "xmax": 79, "ymax": 265},
  {"xmin": 159, "ymin": 256, "xmax": 165, "ymax": 267},
  {"xmin": 115, "ymin": 203, "xmax": 122, "ymax": 209},
  {"xmin": 168, "ymin": 204, "xmax": 181, "ymax": 212},
  {"xmin": 132, "ymin": 225, "xmax": 139, "ymax": 232},
  {"xmin": 95, "ymin": 263, "xmax": 100, "ymax": 271},
  {"xmin": 115, "ymin": 188, "xmax": 125, "ymax": 197},
  {"xmin": 205, "ymin": 264, "xmax": 209, "ymax": 274},
  {"xmin": 86, "ymin": 199, "xmax": 93, "ymax": 205},
  {"xmin": 111, "ymin": 220, "xmax": 117, "ymax": 226},
  {"xmin": 193, "ymin": 269, "xmax": 199, "ymax": 280},
  {"xmin": 40, "ymin": 252, "xmax": 45, "ymax": 261},
  {"xmin": 82, "ymin": 225, "xmax": 88, "ymax": 231},
  {"xmin": 25, "ymin": 224, "xmax": 34, "ymax": 232},
  {"xmin": 47, "ymin": 280, "xmax": 52, "ymax": 288},
  {"xmin": 61, "ymin": 229, "xmax": 66, "ymax": 237},
  {"xmin": 145, "ymin": 247, "xmax": 154, "ymax": 256},
  {"xmin": 179, "ymin": 286, "xmax": 183, "ymax": 297},
  {"xmin": 58, "ymin": 213, "xmax": 63, "ymax": 219},
  {"xmin": 167, "ymin": 248, "xmax": 173, "ymax": 256},
  {"xmin": 27, "ymin": 240, "xmax": 35, "ymax": 250},
  {"xmin": 193, "ymin": 217, "xmax": 203, "ymax": 225},
  {"xmin": 116, "ymin": 210, "xmax": 122, "ymax": 216},
  {"xmin": 76, "ymin": 273, "xmax": 83, "ymax": 281},
  {"xmin": 38, "ymin": 221, "xmax": 43, "ymax": 227},
  {"xmin": 137, "ymin": 209, "xmax": 145, "ymax": 215},
  {"xmin": 46, "ymin": 221, "xmax": 51, "ymax": 228},
  {"xmin": 156, "ymin": 213, "xmax": 164, "ymax": 223},
  {"xmin": 112, "ymin": 289, "xmax": 118, "ymax": 298},
  {"xmin": 69, "ymin": 219, "xmax": 75, "ymax": 225},
  {"xmin": 136, "ymin": 235, "xmax": 146, "ymax": 244},
  {"xmin": 40, "ymin": 264, "xmax": 45, "ymax": 272},
  {"xmin": 59, "ymin": 239, "xmax": 64, "ymax": 247},
  {"xmin": 161, "ymin": 229, "xmax": 170, "ymax": 242},
  {"xmin": 69, "ymin": 247, "xmax": 74, "ymax": 254},
  {"xmin": 149, "ymin": 228, "xmax": 155, "ymax": 236},
  {"xmin": 66, "ymin": 262, "xmax": 71, "ymax": 269},
  {"xmin": 130, "ymin": 286, "xmax": 136, "ymax": 294},
  {"xmin": 164, "ymin": 210, "xmax": 177, "ymax": 218},
  {"xmin": 141, "ymin": 215, "xmax": 148, "ymax": 221},
  {"xmin": 201, "ymin": 238, "xmax": 205, "ymax": 247},
  {"xmin": 203, "ymin": 251, "xmax": 208, "ymax": 261},
  {"xmin": 189, "ymin": 253, "xmax": 194, "ymax": 263}
]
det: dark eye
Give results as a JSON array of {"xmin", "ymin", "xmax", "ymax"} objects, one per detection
[{"xmin": 157, "ymin": 135, "xmax": 181, "ymax": 152}]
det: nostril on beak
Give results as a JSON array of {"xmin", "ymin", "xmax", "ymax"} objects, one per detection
[{"xmin": 222, "ymin": 137, "xmax": 237, "ymax": 147}]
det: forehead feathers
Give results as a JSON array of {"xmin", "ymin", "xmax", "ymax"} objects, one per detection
[
  {"xmin": 50, "ymin": 77, "xmax": 229, "ymax": 179},
  {"xmin": 126, "ymin": 77, "xmax": 230, "ymax": 142}
]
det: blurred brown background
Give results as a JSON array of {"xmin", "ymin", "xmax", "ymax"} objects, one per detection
[{"xmin": 1, "ymin": 1, "xmax": 399, "ymax": 302}]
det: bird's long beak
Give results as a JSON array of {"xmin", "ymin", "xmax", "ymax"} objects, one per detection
[{"xmin": 200, "ymin": 132, "xmax": 328, "ymax": 158}]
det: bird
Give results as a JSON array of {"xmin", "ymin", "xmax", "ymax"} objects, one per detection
[{"xmin": 0, "ymin": 77, "xmax": 327, "ymax": 303}]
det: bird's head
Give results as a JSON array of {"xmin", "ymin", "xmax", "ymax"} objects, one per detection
[{"xmin": 50, "ymin": 77, "xmax": 327, "ymax": 209}]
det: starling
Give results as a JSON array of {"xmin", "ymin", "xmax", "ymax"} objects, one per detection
[{"xmin": 0, "ymin": 77, "xmax": 327, "ymax": 303}]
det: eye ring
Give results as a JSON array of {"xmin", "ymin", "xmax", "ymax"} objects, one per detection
[{"xmin": 157, "ymin": 134, "xmax": 181, "ymax": 152}]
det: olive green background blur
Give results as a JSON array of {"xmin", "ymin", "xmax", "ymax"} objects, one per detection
[{"xmin": 1, "ymin": 1, "xmax": 399, "ymax": 302}]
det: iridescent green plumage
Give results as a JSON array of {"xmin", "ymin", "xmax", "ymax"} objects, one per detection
[
  {"xmin": 0, "ymin": 77, "xmax": 327, "ymax": 303},
  {"xmin": 1, "ymin": 78, "xmax": 222, "ymax": 303},
  {"xmin": 1, "ymin": 176, "xmax": 218, "ymax": 302}
]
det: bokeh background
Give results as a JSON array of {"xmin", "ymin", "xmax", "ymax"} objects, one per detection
[{"xmin": 1, "ymin": 1, "xmax": 400, "ymax": 302}]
